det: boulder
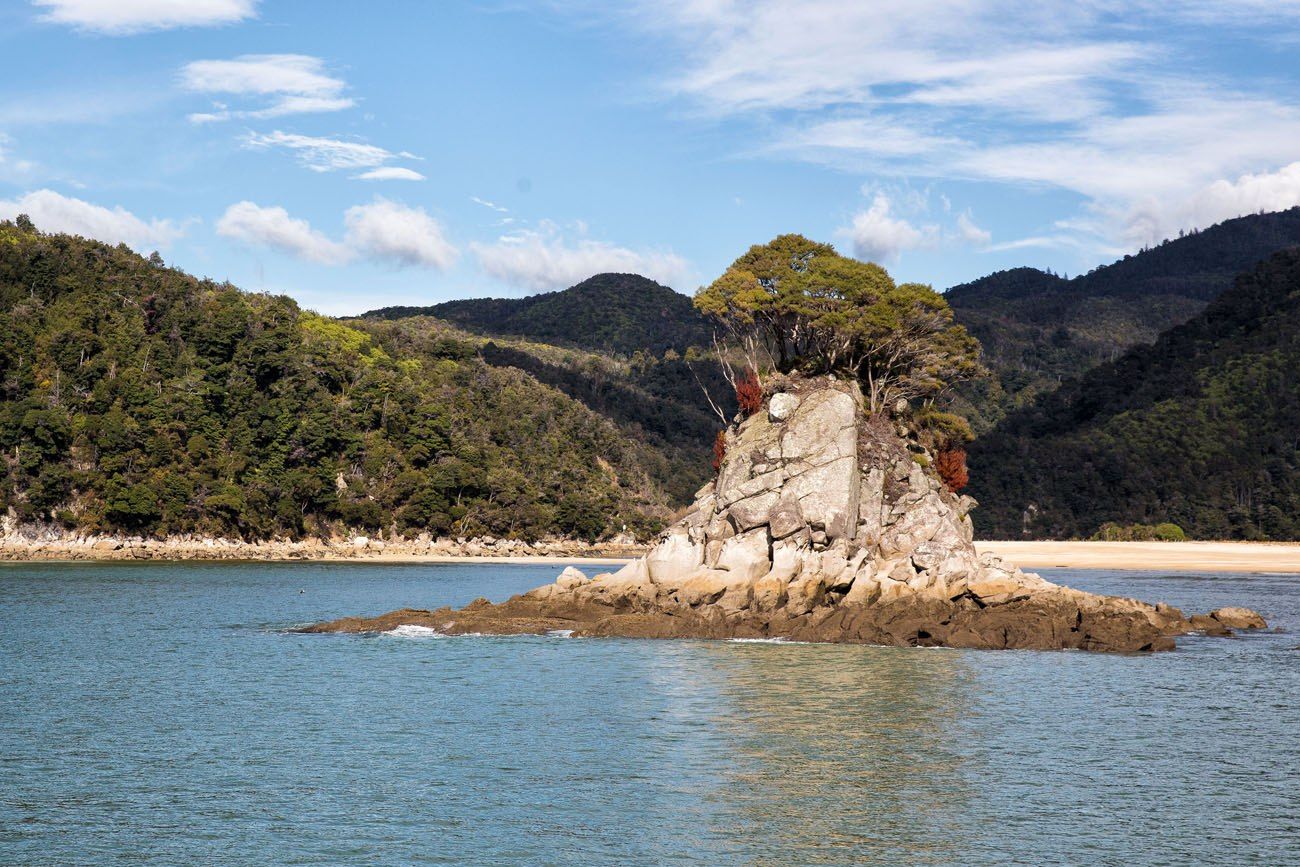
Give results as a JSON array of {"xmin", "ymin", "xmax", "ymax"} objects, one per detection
[
  {"xmin": 1210, "ymin": 607, "xmax": 1267, "ymax": 630},
  {"xmin": 556, "ymin": 566, "xmax": 588, "ymax": 590},
  {"xmin": 728, "ymin": 490, "xmax": 782, "ymax": 533},
  {"xmin": 768, "ymin": 392, "xmax": 800, "ymax": 421},
  {"xmin": 645, "ymin": 530, "xmax": 703, "ymax": 585},
  {"xmin": 768, "ymin": 496, "xmax": 804, "ymax": 540},
  {"xmin": 715, "ymin": 528, "xmax": 771, "ymax": 583}
]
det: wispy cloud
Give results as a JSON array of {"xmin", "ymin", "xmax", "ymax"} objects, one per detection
[
  {"xmin": 182, "ymin": 55, "xmax": 353, "ymax": 123},
  {"xmin": 354, "ymin": 167, "xmax": 425, "ymax": 182},
  {"xmin": 0, "ymin": 134, "xmax": 37, "ymax": 177},
  {"xmin": 470, "ymin": 220, "xmax": 688, "ymax": 291},
  {"xmin": 955, "ymin": 211, "xmax": 991, "ymax": 246},
  {"xmin": 471, "ymin": 196, "xmax": 509, "ymax": 213},
  {"xmin": 0, "ymin": 188, "xmax": 184, "ymax": 246},
  {"xmin": 576, "ymin": 0, "xmax": 1300, "ymax": 253},
  {"xmin": 243, "ymin": 130, "xmax": 418, "ymax": 173},
  {"xmin": 34, "ymin": 0, "xmax": 257, "ymax": 35}
]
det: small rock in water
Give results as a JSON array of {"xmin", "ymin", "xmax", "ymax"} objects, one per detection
[{"xmin": 1210, "ymin": 607, "xmax": 1267, "ymax": 630}]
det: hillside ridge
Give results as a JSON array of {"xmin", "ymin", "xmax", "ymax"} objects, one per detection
[
  {"xmin": 968, "ymin": 247, "xmax": 1300, "ymax": 540},
  {"xmin": 364, "ymin": 272, "xmax": 711, "ymax": 356}
]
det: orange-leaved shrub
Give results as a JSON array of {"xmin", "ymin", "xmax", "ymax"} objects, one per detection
[
  {"xmin": 935, "ymin": 447, "xmax": 969, "ymax": 492},
  {"xmin": 735, "ymin": 368, "xmax": 763, "ymax": 416},
  {"xmin": 712, "ymin": 429, "xmax": 728, "ymax": 471}
]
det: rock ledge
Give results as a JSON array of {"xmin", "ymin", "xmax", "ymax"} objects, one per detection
[{"xmin": 307, "ymin": 379, "xmax": 1265, "ymax": 652}]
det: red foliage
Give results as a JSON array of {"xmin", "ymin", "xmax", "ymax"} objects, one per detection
[
  {"xmin": 935, "ymin": 447, "xmax": 969, "ymax": 492},
  {"xmin": 712, "ymin": 429, "xmax": 728, "ymax": 471},
  {"xmin": 735, "ymin": 368, "xmax": 763, "ymax": 416}
]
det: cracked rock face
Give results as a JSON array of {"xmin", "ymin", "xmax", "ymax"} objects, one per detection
[{"xmin": 308, "ymin": 378, "xmax": 1266, "ymax": 651}]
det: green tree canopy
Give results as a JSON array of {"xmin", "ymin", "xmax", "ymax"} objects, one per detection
[{"xmin": 694, "ymin": 234, "xmax": 983, "ymax": 413}]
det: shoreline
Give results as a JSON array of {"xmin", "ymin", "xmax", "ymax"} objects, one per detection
[
  {"xmin": 1, "ymin": 536, "xmax": 1298, "ymax": 572},
  {"xmin": 0, "ymin": 532, "xmax": 645, "ymax": 565},
  {"xmin": 975, "ymin": 540, "xmax": 1300, "ymax": 574}
]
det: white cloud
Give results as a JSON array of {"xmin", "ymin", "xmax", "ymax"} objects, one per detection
[
  {"xmin": 217, "ymin": 199, "xmax": 457, "ymax": 269},
  {"xmin": 344, "ymin": 199, "xmax": 458, "ymax": 269},
  {"xmin": 354, "ymin": 167, "xmax": 425, "ymax": 182},
  {"xmin": 216, "ymin": 201, "xmax": 352, "ymax": 265},
  {"xmin": 471, "ymin": 222, "xmax": 689, "ymax": 290},
  {"xmin": 956, "ymin": 211, "xmax": 991, "ymax": 245},
  {"xmin": 244, "ymin": 130, "xmax": 416, "ymax": 173},
  {"xmin": 623, "ymin": 1, "xmax": 1133, "ymax": 120},
  {"xmin": 34, "ymin": 0, "xmax": 256, "ymax": 34},
  {"xmin": 181, "ymin": 55, "xmax": 353, "ymax": 122},
  {"xmin": 840, "ymin": 194, "xmax": 931, "ymax": 263},
  {"xmin": 1125, "ymin": 161, "xmax": 1300, "ymax": 247},
  {"xmin": 579, "ymin": 1, "xmax": 1300, "ymax": 255},
  {"xmin": 0, "ymin": 188, "xmax": 182, "ymax": 247}
]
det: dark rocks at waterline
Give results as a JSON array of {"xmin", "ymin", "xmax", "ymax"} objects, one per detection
[{"xmin": 308, "ymin": 377, "xmax": 1266, "ymax": 653}]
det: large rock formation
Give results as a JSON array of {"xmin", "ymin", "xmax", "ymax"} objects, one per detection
[{"xmin": 307, "ymin": 378, "xmax": 1265, "ymax": 651}]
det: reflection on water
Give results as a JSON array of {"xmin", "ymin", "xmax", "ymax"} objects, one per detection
[
  {"xmin": 699, "ymin": 644, "xmax": 973, "ymax": 864},
  {"xmin": 1, "ymin": 563, "xmax": 1297, "ymax": 865}
]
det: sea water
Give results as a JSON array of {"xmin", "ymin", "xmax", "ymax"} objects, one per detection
[{"xmin": 1, "ymin": 562, "xmax": 1296, "ymax": 865}]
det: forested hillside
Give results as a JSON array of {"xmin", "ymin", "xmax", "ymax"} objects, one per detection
[
  {"xmin": 0, "ymin": 221, "xmax": 674, "ymax": 541},
  {"xmin": 968, "ymin": 248, "xmax": 1300, "ymax": 540},
  {"xmin": 365, "ymin": 272, "xmax": 711, "ymax": 356},
  {"xmin": 472, "ymin": 339, "xmax": 728, "ymax": 504},
  {"xmin": 338, "ymin": 319, "xmax": 729, "ymax": 506},
  {"xmin": 946, "ymin": 207, "xmax": 1300, "ymax": 431}
]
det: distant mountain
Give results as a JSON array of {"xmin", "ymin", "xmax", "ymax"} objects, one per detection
[
  {"xmin": 365, "ymin": 272, "xmax": 712, "ymax": 356},
  {"xmin": 946, "ymin": 207, "xmax": 1300, "ymax": 431},
  {"xmin": 967, "ymin": 248, "xmax": 1300, "ymax": 540}
]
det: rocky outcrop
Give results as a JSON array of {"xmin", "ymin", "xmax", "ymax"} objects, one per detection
[{"xmin": 307, "ymin": 377, "xmax": 1266, "ymax": 651}]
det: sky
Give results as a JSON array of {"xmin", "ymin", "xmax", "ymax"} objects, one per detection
[{"xmin": 2, "ymin": 1, "xmax": 1300, "ymax": 315}]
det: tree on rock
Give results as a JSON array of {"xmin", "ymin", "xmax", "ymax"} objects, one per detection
[{"xmin": 695, "ymin": 234, "xmax": 983, "ymax": 413}]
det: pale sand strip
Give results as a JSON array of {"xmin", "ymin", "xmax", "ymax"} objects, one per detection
[
  {"xmin": 310, "ymin": 554, "xmax": 635, "ymax": 566},
  {"xmin": 976, "ymin": 541, "xmax": 1300, "ymax": 573},
  {"xmin": 4, "ymin": 542, "xmax": 1297, "ymax": 572},
  {"xmin": 276, "ymin": 542, "xmax": 1300, "ymax": 572}
]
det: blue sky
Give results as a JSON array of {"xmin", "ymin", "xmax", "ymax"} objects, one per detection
[{"xmin": 2, "ymin": 1, "xmax": 1300, "ymax": 315}]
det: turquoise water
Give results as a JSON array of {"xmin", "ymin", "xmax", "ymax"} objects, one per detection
[{"xmin": 1, "ymin": 563, "xmax": 1297, "ymax": 865}]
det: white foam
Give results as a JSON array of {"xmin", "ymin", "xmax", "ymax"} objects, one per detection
[
  {"xmin": 727, "ymin": 637, "xmax": 808, "ymax": 644},
  {"xmin": 384, "ymin": 624, "xmax": 446, "ymax": 639},
  {"xmin": 547, "ymin": 629, "xmax": 575, "ymax": 638}
]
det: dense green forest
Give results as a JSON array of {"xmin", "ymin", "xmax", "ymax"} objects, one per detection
[
  {"xmin": 365, "ymin": 272, "xmax": 711, "ymax": 356},
  {"xmin": 358, "ymin": 212, "xmax": 1300, "ymax": 541},
  {"xmin": 967, "ymin": 249, "xmax": 1300, "ymax": 540},
  {"xmin": 8, "ymin": 207, "xmax": 1300, "ymax": 543},
  {"xmin": 473, "ymin": 340, "xmax": 728, "ymax": 504},
  {"xmin": 0, "ymin": 220, "xmax": 674, "ymax": 541},
  {"xmin": 946, "ymin": 207, "xmax": 1300, "ymax": 431}
]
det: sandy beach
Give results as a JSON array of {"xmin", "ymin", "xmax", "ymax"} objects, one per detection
[
  {"xmin": 341, "ymin": 540, "xmax": 1300, "ymax": 573},
  {"xmin": 3, "ymin": 537, "xmax": 1298, "ymax": 572},
  {"xmin": 975, "ymin": 540, "xmax": 1300, "ymax": 573}
]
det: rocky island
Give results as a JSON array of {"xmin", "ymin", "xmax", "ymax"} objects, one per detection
[{"xmin": 305, "ymin": 376, "xmax": 1266, "ymax": 651}]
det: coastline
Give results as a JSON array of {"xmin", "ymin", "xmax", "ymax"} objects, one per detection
[
  {"xmin": 2, "ymin": 533, "xmax": 1298, "ymax": 573},
  {"xmin": 0, "ymin": 532, "xmax": 645, "ymax": 565},
  {"xmin": 975, "ymin": 540, "xmax": 1300, "ymax": 574}
]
